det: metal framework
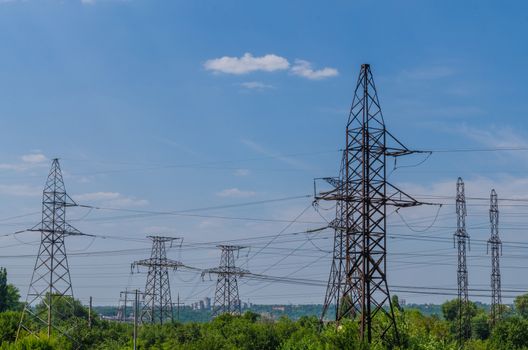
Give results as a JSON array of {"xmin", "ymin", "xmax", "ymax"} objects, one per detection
[
  {"xmin": 132, "ymin": 236, "xmax": 183, "ymax": 324},
  {"xmin": 116, "ymin": 289, "xmax": 131, "ymax": 322},
  {"xmin": 17, "ymin": 159, "xmax": 86, "ymax": 340},
  {"xmin": 488, "ymin": 189, "xmax": 502, "ymax": 325},
  {"xmin": 454, "ymin": 177, "xmax": 471, "ymax": 345},
  {"xmin": 116, "ymin": 288, "xmax": 146, "ymax": 323},
  {"xmin": 202, "ymin": 245, "xmax": 248, "ymax": 317},
  {"xmin": 316, "ymin": 64, "xmax": 424, "ymax": 343}
]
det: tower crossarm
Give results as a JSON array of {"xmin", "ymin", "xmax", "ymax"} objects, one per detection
[
  {"xmin": 201, "ymin": 267, "xmax": 249, "ymax": 279},
  {"xmin": 131, "ymin": 258, "xmax": 184, "ymax": 271}
]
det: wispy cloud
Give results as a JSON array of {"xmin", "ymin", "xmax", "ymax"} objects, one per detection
[
  {"xmin": 241, "ymin": 138, "xmax": 310, "ymax": 170},
  {"xmin": 234, "ymin": 169, "xmax": 250, "ymax": 177},
  {"xmin": 158, "ymin": 137, "xmax": 201, "ymax": 157},
  {"xmin": 0, "ymin": 184, "xmax": 41, "ymax": 197},
  {"xmin": 141, "ymin": 225, "xmax": 176, "ymax": 235},
  {"xmin": 0, "ymin": 153, "xmax": 48, "ymax": 171},
  {"xmin": 240, "ymin": 81, "xmax": 274, "ymax": 90},
  {"xmin": 291, "ymin": 59, "xmax": 338, "ymax": 80},
  {"xmin": 458, "ymin": 125, "xmax": 528, "ymax": 149},
  {"xmin": 81, "ymin": 0, "xmax": 129, "ymax": 4},
  {"xmin": 400, "ymin": 176, "xmax": 528, "ymax": 207},
  {"xmin": 204, "ymin": 53, "xmax": 289, "ymax": 75},
  {"xmin": 21, "ymin": 153, "xmax": 47, "ymax": 164},
  {"xmin": 216, "ymin": 188, "xmax": 256, "ymax": 198},
  {"xmin": 393, "ymin": 176, "xmax": 528, "ymax": 227},
  {"xmin": 448, "ymin": 125, "xmax": 528, "ymax": 164},
  {"xmin": 74, "ymin": 191, "xmax": 148, "ymax": 207},
  {"xmin": 399, "ymin": 65, "xmax": 455, "ymax": 80}
]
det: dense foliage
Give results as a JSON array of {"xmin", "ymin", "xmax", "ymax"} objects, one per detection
[{"xmin": 3, "ymin": 269, "xmax": 528, "ymax": 349}]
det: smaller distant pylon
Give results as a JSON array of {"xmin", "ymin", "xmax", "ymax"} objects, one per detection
[
  {"xmin": 454, "ymin": 177, "xmax": 471, "ymax": 345},
  {"xmin": 131, "ymin": 236, "xmax": 183, "ymax": 324},
  {"xmin": 488, "ymin": 189, "xmax": 502, "ymax": 325},
  {"xmin": 202, "ymin": 245, "xmax": 249, "ymax": 317}
]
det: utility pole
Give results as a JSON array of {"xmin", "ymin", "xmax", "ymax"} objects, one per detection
[
  {"xmin": 454, "ymin": 177, "xmax": 470, "ymax": 346},
  {"xmin": 89, "ymin": 296, "xmax": 93, "ymax": 328},
  {"xmin": 133, "ymin": 289, "xmax": 139, "ymax": 350},
  {"xmin": 488, "ymin": 189, "xmax": 502, "ymax": 325},
  {"xmin": 315, "ymin": 64, "xmax": 426, "ymax": 343},
  {"xmin": 124, "ymin": 290, "xmax": 128, "ymax": 321},
  {"xmin": 174, "ymin": 293, "xmax": 185, "ymax": 322},
  {"xmin": 202, "ymin": 245, "xmax": 248, "ymax": 317},
  {"xmin": 17, "ymin": 159, "xmax": 89, "ymax": 341},
  {"xmin": 131, "ymin": 236, "xmax": 183, "ymax": 324}
]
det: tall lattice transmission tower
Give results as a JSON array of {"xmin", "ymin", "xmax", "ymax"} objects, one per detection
[
  {"xmin": 202, "ymin": 245, "xmax": 248, "ymax": 317},
  {"xmin": 488, "ymin": 189, "xmax": 502, "ymax": 325},
  {"xmin": 131, "ymin": 236, "xmax": 183, "ymax": 324},
  {"xmin": 17, "ymin": 159, "xmax": 87, "ymax": 340},
  {"xmin": 315, "ymin": 64, "xmax": 426, "ymax": 343},
  {"xmin": 454, "ymin": 177, "xmax": 471, "ymax": 344}
]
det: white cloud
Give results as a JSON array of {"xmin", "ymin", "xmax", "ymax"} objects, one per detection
[
  {"xmin": 290, "ymin": 59, "xmax": 338, "ymax": 80},
  {"xmin": 458, "ymin": 125, "xmax": 528, "ymax": 150},
  {"xmin": 21, "ymin": 153, "xmax": 47, "ymax": 164},
  {"xmin": 240, "ymin": 81, "xmax": 274, "ymax": 90},
  {"xmin": 234, "ymin": 169, "xmax": 250, "ymax": 177},
  {"xmin": 204, "ymin": 53, "xmax": 289, "ymax": 75},
  {"xmin": 394, "ymin": 176, "xmax": 528, "ymax": 230},
  {"xmin": 216, "ymin": 188, "xmax": 256, "ymax": 198},
  {"xmin": 74, "ymin": 191, "xmax": 148, "ymax": 207},
  {"xmin": 0, "ymin": 153, "xmax": 49, "ymax": 171},
  {"xmin": 445, "ymin": 125, "xmax": 528, "ymax": 163}
]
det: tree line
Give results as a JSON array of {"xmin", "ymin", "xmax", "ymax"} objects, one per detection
[{"xmin": 3, "ymin": 268, "xmax": 528, "ymax": 349}]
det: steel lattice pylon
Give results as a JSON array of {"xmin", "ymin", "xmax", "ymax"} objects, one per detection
[
  {"xmin": 132, "ymin": 236, "xmax": 183, "ymax": 324},
  {"xmin": 488, "ymin": 189, "xmax": 502, "ymax": 325},
  {"xmin": 454, "ymin": 177, "xmax": 471, "ymax": 345},
  {"xmin": 17, "ymin": 159, "xmax": 85, "ymax": 341},
  {"xmin": 316, "ymin": 64, "xmax": 424, "ymax": 343},
  {"xmin": 202, "ymin": 245, "xmax": 248, "ymax": 317}
]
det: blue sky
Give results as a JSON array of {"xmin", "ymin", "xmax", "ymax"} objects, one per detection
[{"xmin": 0, "ymin": 0, "xmax": 527, "ymax": 308}]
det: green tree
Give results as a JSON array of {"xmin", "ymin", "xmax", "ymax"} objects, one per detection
[
  {"xmin": 514, "ymin": 293, "xmax": 528, "ymax": 319},
  {"xmin": 471, "ymin": 312, "xmax": 490, "ymax": 340},
  {"xmin": 489, "ymin": 317, "xmax": 528, "ymax": 349},
  {"xmin": 392, "ymin": 295, "xmax": 403, "ymax": 312},
  {"xmin": 0, "ymin": 268, "xmax": 21, "ymax": 312},
  {"xmin": 0, "ymin": 311, "xmax": 20, "ymax": 343},
  {"xmin": 34, "ymin": 294, "xmax": 88, "ymax": 322},
  {"xmin": 0, "ymin": 267, "xmax": 8, "ymax": 312},
  {"xmin": 441, "ymin": 299, "xmax": 459, "ymax": 322},
  {"xmin": 5, "ymin": 285, "xmax": 21, "ymax": 312}
]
